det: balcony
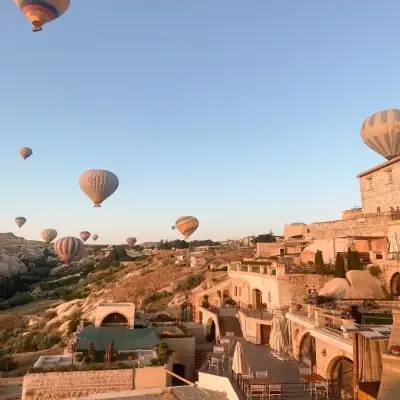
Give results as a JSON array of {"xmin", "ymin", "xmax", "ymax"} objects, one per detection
[
  {"xmin": 228, "ymin": 261, "xmax": 285, "ymax": 277},
  {"xmin": 236, "ymin": 302, "xmax": 276, "ymax": 321}
]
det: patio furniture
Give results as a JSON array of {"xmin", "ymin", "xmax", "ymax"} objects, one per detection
[
  {"xmin": 213, "ymin": 345, "xmax": 225, "ymax": 353},
  {"xmin": 208, "ymin": 357, "xmax": 220, "ymax": 374},
  {"xmin": 240, "ymin": 373, "xmax": 254, "ymax": 391},
  {"xmin": 299, "ymin": 367, "xmax": 311, "ymax": 391},
  {"xmin": 268, "ymin": 384, "xmax": 282, "ymax": 399},
  {"xmin": 255, "ymin": 370, "xmax": 268, "ymax": 378},
  {"xmin": 246, "ymin": 384, "xmax": 267, "ymax": 399},
  {"xmin": 226, "ymin": 331, "xmax": 235, "ymax": 336},
  {"xmin": 314, "ymin": 381, "xmax": 329, "ymax": 399},
  {"xmin": 228, "ymin": 356, "xmax": 233, "ymax": 371}
]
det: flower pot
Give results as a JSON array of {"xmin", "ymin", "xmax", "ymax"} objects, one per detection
[{"xmin": 391, "ymin": 346, "xmax": 400, "ymax": 356}]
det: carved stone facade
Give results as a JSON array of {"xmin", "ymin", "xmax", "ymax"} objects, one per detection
[
  {"xmin": 358, "ymin": 157, "xmax": 400, "ymax": 214},
  {"xmin": 21, "ymin": 369, "xmax": 133, "ymax": 400}
]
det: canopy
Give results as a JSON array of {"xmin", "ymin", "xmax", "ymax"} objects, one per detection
[{"xmin": 232, "ymin": 342, "xmax": 248, "ymax": 375}]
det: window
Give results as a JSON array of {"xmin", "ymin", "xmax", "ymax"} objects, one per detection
[
  {"xmin": 234, "ymin": 286, "xmax": 237, "ymax": 296},
  {"xmin": 307, "ymin": 229, "xmax": 310, "ymax": 233},
  {"xmin": 268, "ymin": 292, "xmax": 271, "ymax": 303},
  {"xmin": 238, "ymin": 287, "xmax": 242, "ymax": 296},
  {"xmin": 367, "ymin": 178, "xmax": 373, "ymax": 190},
  {"xmin": 377, "ymin": 207, "xmax": 381, "ymax": 213}
]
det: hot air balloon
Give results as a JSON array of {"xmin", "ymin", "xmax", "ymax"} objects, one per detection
[
  {"xmin": 79, "ymin": 169, "xmax": 119, "ymax": 207},
  {"xmin": 171, "ymin": 226, "xmax": 176, "ymax": 230},
  {"xmin": 91, "ymin": 234, "xmax": 99, "ymax": 242},
  {"xmin": 361, "ymin": 109, "xmax": 400, "ymax": 160},
  {"xmin": 14, "ymin": 0, "xmax": 70, "ymax": 32},
  {"xmin": 41, "ymin": 228, "xmax": 57, "ymax": 243},
  {"xmin": 80, "ymin": 231, "xmax": 91, "ymax": 242},
  {"xmin": 54, "ymin": 236, "xmax": 84, "ymax": 265},
  {"xmin": 15, "ymin": 217, "xmax": 27, "ymax": 228},
  {"xmin": 126, "ymin": 237, "xmax": 137, "ymax": 246},
  {"xmin": 175, "ymin": 216, "xmax": 199, "ymax": 240},
  {"xmin": 19, "ymin": 147, "xmax": 32, "ymax": 160}
]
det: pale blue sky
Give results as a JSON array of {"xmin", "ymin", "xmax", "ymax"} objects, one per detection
[{"xmin": 0, "ymin": 1, "xmax": 399, "ymax": 244}]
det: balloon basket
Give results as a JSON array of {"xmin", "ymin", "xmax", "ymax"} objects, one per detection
[{"xmin": 94, "ymin": 204, "xmax": 101, "ymax": 208}]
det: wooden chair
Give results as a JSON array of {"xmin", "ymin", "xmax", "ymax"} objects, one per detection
[
  {"xmin": 299, "ymin": 367, "xmax": 311, "ymax": 391},
  {"xmin": 226, "ymin": 331, "xmax": 235, "ymax": 337},
  {"xmin": 213, "ymin": 345, "xmax": 225, "ymax": 353},
  {"xmin": 268, "ymin": 384, "xmax": 282, "ymax": 399},
  {"xmin": 208, "ymin": 357, "xmax": 220, "ymax": 374},
  {"xmin": 255, "ymin": 370, "xmax": 268, "ymax": 378}
]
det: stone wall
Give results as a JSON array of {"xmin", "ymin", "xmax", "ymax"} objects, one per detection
[
  {"xmin": 287, "ymin": 274, "xmax": 332, "ymax": 303},
  {"xmin": 21, "ymin": 369, "xmax": 133, "ymax": 400},
  {"xmin": 307, "ymin": 212, "xmax": 400, "ymax": 240},
  {"xmin": 359, "ymin": 159, "xmax": 400, "ymax": 214}
]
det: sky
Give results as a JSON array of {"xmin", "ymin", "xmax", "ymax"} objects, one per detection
[{"xmin": 0, "ymin": 1, "xmax": 399, "ymax": 245}]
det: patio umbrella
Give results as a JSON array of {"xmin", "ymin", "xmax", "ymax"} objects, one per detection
[
  {"xmin": 269, "ymin": 315, "xmax": 286, "ymax": 354},
  {"xmin": 232, "ymin": 342, "xmax": 249, "ymax": 375}
]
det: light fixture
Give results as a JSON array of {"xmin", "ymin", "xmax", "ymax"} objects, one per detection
[{"xmin": 321, "ymin": 349, "xmax": 327, "ymax": 357}]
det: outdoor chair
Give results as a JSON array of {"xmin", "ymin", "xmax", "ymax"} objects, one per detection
[
  {"xmin": 226, "ymin": 331, "xmax": 235, "ymax": 337},
  {"xmin": 208, "ymin": 357, "xmax": 220, "ymax": 374},
  {"xmin": 240, "ymin": 373, "xmax": 254, "ymax": 391},
  {"xmin": 246, "ymin": 384, "xmax": 267, "ymax": 399},
  {"xmin": 219, "ymin": 338, "xmax": 232, "ymax": 349},
  {"xmin": 268, "ymin": 384, "xmax": 282, "ymax": 399},
  {"xmin": 228, "ymin": 356, "xmax": 233, "ymax": 371},
  {"xmin": 299, "ymin": 367, "xmax": 311, "ymax": 391},
  {"xmin": 255, "ymin": 370, "xmax": 268, "ymax": 378},
  {"xmin": 314, "ymin": 381, "xmax": 329, "ymax": 399},
  {"xmin": 213, "ymin": 345, "xmax": 225, "ymax": 353}
]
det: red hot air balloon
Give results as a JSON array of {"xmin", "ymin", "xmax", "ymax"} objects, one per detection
[
  {"xmin": 126, "ymin": 237, "xmax": 137, "ymax": 246},
  {"xmin": 19, "ymin": 147, "xmax": 33, "ymax": 160},
  {"xmin": 54, "ymin": 236, "xmax": 84, "ymax": 265},
  {"xmin": 80, "ymin": 231, "xmax": 91, "ymax": 242}
]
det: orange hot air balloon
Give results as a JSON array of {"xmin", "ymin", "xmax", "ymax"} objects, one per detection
[
  {"xmin": 175, "ymin": 216, "xmax": 199, "ymax": 240},
  {"xmin": 54, "ymin": 236, "xmax": 84, "ymax": 264},
  {"xmin": 14, "ymin": 0, "xmax": 70, "ymax": 32}
]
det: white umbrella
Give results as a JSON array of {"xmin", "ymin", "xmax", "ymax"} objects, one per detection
[
  {"xmin": 389, "ymin": 232, "xmax": 400, "ymax": 254},
  {"xmin": 232, "ymin": 342, "xmax": 248, "ymax": 375},
  {"xmin": 269, "ymin": 316, "xmax": 286, "ymax": 354}
]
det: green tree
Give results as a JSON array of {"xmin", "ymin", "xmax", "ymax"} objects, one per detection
[
  {"xmin": 253, "ymin": 232, "xmax": 276, "ymax": 243},
  {"xmin": 334, "ymin": 253, "xmax": 345, "ymax": 278},
  {"xmin": 347, "ymin": 249, "xmax": 363, "ymax": 271},
  {"xmin": 314, "ymin": 250, "xmax": 325, "ymax": 275}
]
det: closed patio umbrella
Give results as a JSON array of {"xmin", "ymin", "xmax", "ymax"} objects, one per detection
[
  {"xmin": 232, "ymin": 341, "xmax": 248, "ymax": 375},
  {"xmin": 269, "ymin": 315, "xmax": 286, "ymax": 354}
]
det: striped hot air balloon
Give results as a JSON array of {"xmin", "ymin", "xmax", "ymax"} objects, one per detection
[
  {"xmin": 175, "ymin": 216, "xmax": 199, "ymax": 240},
  {"xmin": 41, "ymin": 228, "xmax": 57, "ymax": 243},
  {"xmin": 19, "ymin": 147, "xmax": 32, "ymax": 160},
  {"xmin": 79, "ymin": 169, "xmax": 119, "ymax": 207},
  {"xmin": 80, "ymin": 231, "xmax": 91, "ymax": 242},
  {"xmin": 54, "ymin": 236, "xmax": 84, "ymax": 264},
  {"xmin": 91, "ymin": 234, "xmax": 99, "ymax": 242},
  {"xmin": 15, "ymin": 217, "xmax": 27, "ymax": 228},
  {"xmin": 14, "ymin": 0, "xmax": 70, "ymax": 32},
  {"xmin": 126, "ymin": 237, "xmax": 137, "ymax": 246}
]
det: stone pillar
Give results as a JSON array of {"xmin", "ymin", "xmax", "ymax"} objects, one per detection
[{"xmin": 353, "ymin": 333, "xmax": 359, "ymax": 400}]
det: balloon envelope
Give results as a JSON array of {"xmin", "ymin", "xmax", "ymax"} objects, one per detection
[
  {"xmin": 79, "ymin": 169, "xmax": 119, "ymax": 207},
  {"xmin": 361, "ymin": 109, "xmax": 400, "ymax": 160},
  {"xmin": 19, "ymin": 147, "xmax": 32, "ymax": 160},
  {"xmin": 14, "ymin": 0, "xmax": 70, "ymax": 32},
  {"xmin": 41, "ymin": 229, "xmax": 57, "ymax": 243},
  {"xmin": 54, "ymin": 236, "xmax": 84, "ymax": 264},
  {"xmin": 80, "ymin": 231, "xmax": 91, "ymax": 242},
  {"xmin": 15, "ymin": 217, "xmax": 26, "ymax": 228},
  {"xmin": 91, "ymin": 234, "xmax": 99, "ymax": 241},
  {"xmin": 175, "ymin": 216, "xmax": 199, "ymax": 239},
  {"xmin": 126, "ymin": 237, "xmax": 137, "ymax": 246}
]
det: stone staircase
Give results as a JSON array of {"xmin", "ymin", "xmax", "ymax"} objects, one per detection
[
  {"xmin": 219, "ymin": 315, "xmax": 243, "ymax": 337},
  {"xmin": 183, "ymin": 322, "xmax": 212, "ymax": 369}
]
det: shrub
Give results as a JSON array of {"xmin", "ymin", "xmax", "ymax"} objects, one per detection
[
  {"xmin": 369, "ymin": 265, "xmax": 382, "ymax": 277},
  {"xmin": 201, "ymin": 299, "xmax": 209, "ymax": 308},
  {"xmin": 68, "ymin": 312, "xmax": 82, "ymax": 334},
  {"xmin": 174, "ymin": 273, "xmax": 205, "ymax": 292}
]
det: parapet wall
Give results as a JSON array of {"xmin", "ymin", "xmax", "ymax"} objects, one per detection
[
  {"xmin": 22, "ymin": 369, "xmax": 133, "ymax": 400},
  {"xmin": 308, "ymin": 213, "xmax": 399, "ymax": 240}
]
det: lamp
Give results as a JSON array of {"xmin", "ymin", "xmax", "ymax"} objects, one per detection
[{"xmin": 321, "ymin": 349, "xmax": 327, "ymax": 357}]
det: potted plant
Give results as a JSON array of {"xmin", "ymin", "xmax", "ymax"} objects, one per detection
[{"xmin": 390, "ymin": 345, "xmax": 400, "ymax": 356}]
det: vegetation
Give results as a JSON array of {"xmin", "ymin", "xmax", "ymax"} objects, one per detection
[
  {"xmin": 334, "ymin": 253, "xmax": 345, "ymax": 278},
  {"xmin": 314, "ymin": 250, "xmax": 325, "ymax": 275},
  {"xmin": 253, "ymin": 231, "xmax": 276, "ymax": 243},
  {"xmin": 174, "ymin": 272, "xmax": 205, "ymax": 292},
  {"xmin": 143, "ymin": 291, "xmax": 172, "ymax": 305},
  {"xmin": 3, "ymin": 332, "xmax": 61, "ymax": 354},
  {"xmin": 347, "ymin": 249, "xmax": 363, "ymax": 271},
  {"xmin": 369, "ymin": 265, "xmax": 382, "ymax": 277}
]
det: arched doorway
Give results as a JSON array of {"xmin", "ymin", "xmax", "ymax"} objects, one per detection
[
  {"xmin": 390, "ymin": 273, "xmax": 400, "ymax": 296},
  {"xmin": 252, "ymin": 289, "xmax": 262, "ymax": 310},
  {"xmin": 223, "ymin": 290, "xmax": 230, "ymax": 299},
  {"xmin": 206, "ymin": 318, "xmax": 216, "ymax": 342},
  {"xmin": 101, "ymin": 312, "xmax": 128, "ymax": 327},
  {"xmin": 330, "ymin": 357, "xmax": 353, "ymax": 399},
  {"xmin": 299, "ymin": 333, "xmax": 316, "ymax": 367}
]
